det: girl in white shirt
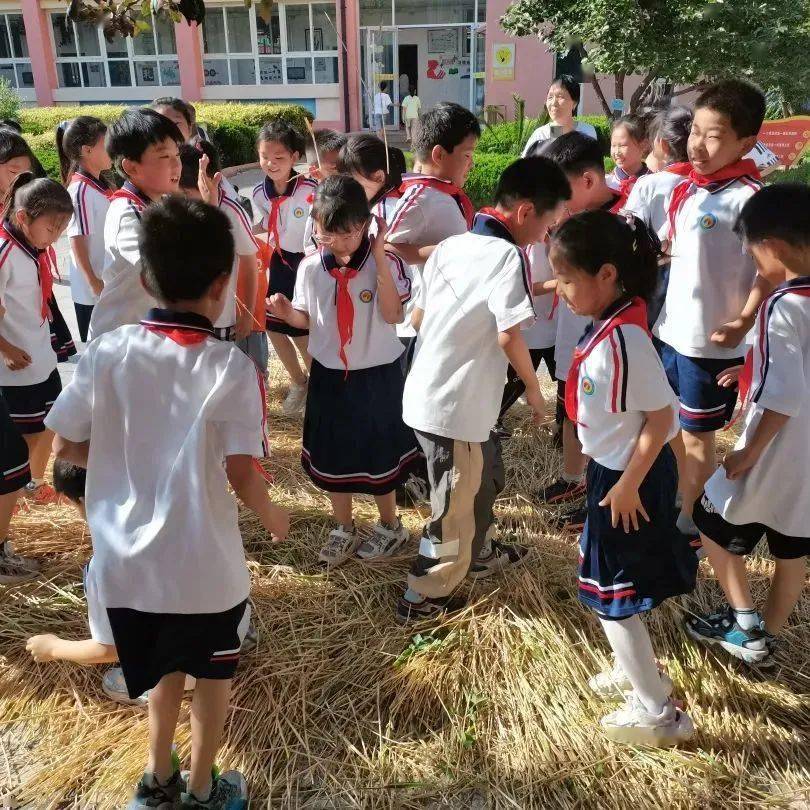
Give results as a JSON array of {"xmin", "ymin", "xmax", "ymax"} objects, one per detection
[
  {"xmin": 550, "ymin": 209, "xmax": 697, "ymax": 747},
  {"xmin": 57, "ymin": 116, "xmax": 113, "ymax": 343},
  {"xmin": 522, "ymin": 75, "xmax": 598, "ymax": 157}
]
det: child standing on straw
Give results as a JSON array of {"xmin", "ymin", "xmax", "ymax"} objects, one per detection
[{"xmin": 45, "ymin": 196, "xmax": 288, "ymax": 809}]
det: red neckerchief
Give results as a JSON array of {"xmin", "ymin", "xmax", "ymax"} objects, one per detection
[
  {"xmin": 398, "ymin": 174, "xmax": 475, "ymax": 228},
  {"xmin": 667, "ymin": 159, "xmax": 761, "ymax": 239},
  {"xmin": 0, "ymin": 223, "xmax": 55, "ymax": 322},
  {"xmin": 729, "ymin": 277, "xmax": 810, "ymax": 428},
  {"xmin": 613, "ymin": 165, "xmax": 648, "ymax": 204},
  {"xmin": 140, "ymin": 310, "xmax": 215, "ymax": 347},
  {"xmin": 110, "ymin": 180, "xmax": 150, "ymax": 210},
  {"xmin": 565, "ymin": 297, "xmax": 650, "ymax": 424},
  {"xmin": 263, "ymin": 173, "xmax": 301, "ymax": 271},
  {"xmin": 71, "ymin": 171, "xmax": 112, "ymax": 200}
]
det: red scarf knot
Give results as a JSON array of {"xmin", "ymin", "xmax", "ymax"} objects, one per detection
[
  {"xmin": 398, "ymin": 175, "xmax": 475, "ymax": 229},
  {"xmin": 328, "ymin": 265, "xmax": 360, "ymax": 375}
]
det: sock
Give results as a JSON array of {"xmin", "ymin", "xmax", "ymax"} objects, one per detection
[
  {"xmin": 403, "ymin": 587, "xmax": 423, "ymax": 604},
  {"xmin": 733, "ymin": 607, "xmax": 761, "ymax": 631},
  {"xmin": 676, "ymin": 512, "xmax": 698, "ymax": 535},
  {"xmin": 599, "ymin": 615, "xmax": 669, "ymax": 715},
  {"xmin": 30, "ymin": 478, "xmax": 44, "ymax": 488},
  {"xmin": 561, "ymin": 471, "xmax": 584, "ymax": 485},
  {"xmin": 190, "ymin": 779, "xmax": 212, "ymax": 802}
]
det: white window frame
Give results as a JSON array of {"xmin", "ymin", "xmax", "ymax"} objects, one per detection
[
  {"xmin": 0, "ymin": 12, "xmax": 34, "ymax": 91},
  {"xmin": 49, "ymin": 11, "xmax": 179, "ymax": 90},
  {"xmin": 201, "ymin": 2, "xmax": 339, "ymax": 88}
]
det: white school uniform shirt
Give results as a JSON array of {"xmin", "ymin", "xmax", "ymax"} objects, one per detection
[
  {"xmin": 44, "ymin": 308, "xmax": 268, "ymax": 615},
  {"xmin": 66, "ymin": 172, "xmax": 111, "ymax": 306},
  {"xmin": 624, "ymin": 169, "xmax": 685, "ymax": 240},
  {"xmin": 373, "ymin": 92, "xmax": 392, "ymax": 116},
  {"xmin": 0, "ymin": 226, "xmax": 57, "ymax": 386},
  {"xmin": 251, "ymin": 174, "xmax": 316, "ymax": 254},
  {"xmin": 522, "ymin": 120, "xmax": 598, "ymax": 157},
  {"xmin": 403, "ymin": 212, "xmax": 535, "ymax": 443},
  {"xmin": 88, "ymin": 182, "xmax": 153, "ymax": 341},
  {"xmin": 402, "ymin": 95, "xmax": 421, "ymax": 120},
  {"xmin": 292, "ymin": 239, "xmax": 411, "ymax": 370},
  {"xmin": 655, "ymin": 174, "xmax": 762, "ymax": 360},
  {"xmin": 574, "ymin": 300, "xmax": 679, "ymax": 471},
  {"xmin": 217, "ymin": 185, "xmax": 259, "ymax": 330},
  {"xmin": 704, "ymin": 279, "xmax": 810, "ymax": 537},
  {"xmin": 385, "ymin": 177, "xmax": 470, "ymax": 338},
  {"xmin": 523, "ymin": 240, "xmax": 558, "ymax": 350}
]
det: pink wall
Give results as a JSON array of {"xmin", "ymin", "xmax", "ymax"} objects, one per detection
[
  {"xmin": 175, "ymin": 20, "xmax": 204, "ymax": 102},
  {"xmin": 344, "ymin": 0, "xmax": 361, "ymax": 131},
  {"xmin": 20, "ymin": 0, "xmax": 54, "ymax": 106}
]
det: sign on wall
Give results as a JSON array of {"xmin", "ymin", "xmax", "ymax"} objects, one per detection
[
  {"xmin": 757, "ymin": 116, "xmax": 810, "ymax": 168},
  {"xmin": 428, "ymin": 28, "xmax": 458, "ymax": 54},
  {"xmin": 492, "ymin": 43, "xmax": 515, "ymax": 81}
]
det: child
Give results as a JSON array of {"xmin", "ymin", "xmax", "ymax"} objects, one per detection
[
  {"xmin": 179, "ymin": 141, "xmax": 259, "ymax": 344},
  {"xmin": 371, "ymin": 82, "xmax": 393, "ymax": 138},
  {"xmin": 44, "ymin": 195, "xmax": 289, "ymax": 808},
  {"xmin": 88, "ymin": 109, "xmax": 183, "ymax": 341},
  {"xmin": 533, "ymin": 132, "xmax": 623, "ymax": 524},
  {"xmin": 338, "ymin": 133, "xmax": 404, "ymax": 222},
  {"xmin": 268, "ymin": 176, "xmax": 416, "ymax": 568},
  {"xmin": 57, "ymin": 116, "xmax": 113, "ymax": 343},
  {"xmin": 551, "ymin": 209, "xmax": 697, "ymax": 745},
  {"xmin": 607, "ymin": 114, "xmax": 650, "ymax": 202},
  {"xmin": 397, "ymin": 157, "xmax": 570, "ymax": 623},
  {"xmin": 252, "ymin": 120, "xmax": 316, "ymax": 415},
  {"xmin": 302, "ymin": 128, "xmax": 347, "ymax": 251},
  {"xmin": 151, "ymin": 96, "xmax": 193, "ymax": 142},
  {"xmin": 643, "ymin": 106, "xmax": 693, "ymax": 175},
  {"xmin": 401, "ymin": 86, "xmax": 422, "ymax": 143},
  {"xmin": 0, "ymin": 175, "xmax": 73, "ymax": 515},
  {"xmin": 685, "ymin": 184, "xmax": 810, "ymax": 667},
  {"xmin": 655, "ymin": 80, "xmax": 767, "ymax": 537}
]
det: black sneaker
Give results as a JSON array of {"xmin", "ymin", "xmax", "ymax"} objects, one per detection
[
  {"xmin": 395, "ymin": 593, "xmax": 466, "ymax": 625},
  {"xmin": 468, "ymin": 539, "xmax": 530, "ymax": 580},
  {"xmin": 537, "ymin": 477, "xmax": 586, "ymax": 504},
  {"xmin": 180, "ymin": 770, "xmax": 247, "ymax": 809},
  {"xmin": 493, "ymin": 421, "xmax": 512, "ymax": 441},
  {"xmin": 126, "ymin": 770, "xmax": 184, "ymax": 809}
]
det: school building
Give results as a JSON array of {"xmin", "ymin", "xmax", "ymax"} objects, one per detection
[{"xmin": 3, "ymin": 0, "xmax": 607, "ymax": 130}]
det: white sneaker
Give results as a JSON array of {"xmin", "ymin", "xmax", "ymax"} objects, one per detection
[
  {"xmin": 601, "ymin": 694, "xmax": 694, "ymax": 747},
  {"xmin": 102, "ymin": 667, "xmax": 195, "ymax": 707},
  {"xmin": 588, "ymin": 659, "xmax": 674, "ymax": 699},
  {"xmin": 318, "ymin": 524, "xmax": 360, "ymax": 570},
  {"xmin": 356, "ymin": 518, "xmax": 409, "ymax": 560},
  {"xmin": 281, "ymin": 380, "xmax": 308, "ymax": 415}
]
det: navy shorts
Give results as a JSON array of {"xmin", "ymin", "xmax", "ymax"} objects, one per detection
[
  {"xmin": 0, "ymin": 368, "xmax": 62, "ymax": 435},
  {"xmin": 266, "ymin": 249, "xmax": 308, "ymax": 337},
  {"xmin": 0, "ymin": 393, "xmax": 30, "ymax": 495},
  {"xmin": 660, "ymin": 343, "xmax": 743, "ymax": 433},
  {"xmin": 694, "ymin": 492, "xmax": 810, "ymax": 560}
]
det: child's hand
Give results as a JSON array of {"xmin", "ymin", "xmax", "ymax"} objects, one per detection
[
  {"xmin": 371, "ymin": 215, "xmax": 389, "ymax": 252},
  {"xmin": 267, "ymin": 293, "xmax": 293, "ymax": 321},
  {"xmin": 1, "ymin": 343, "xmax": 31, "ymax": 371},
  {"xmin": 197, "ymin": 153, "xmax": 223, "ymax": 205},
  {"xmin": 263, "ymin": 503, "xmax": 290, "ymax": 542},
  {"xmin": 90, "ymin": 276, "xmax": 104, "ymax": 298},
  {"xmin": 717, "ymin": 364, "xmax": 744, "ymax": 389},
  {"xmin": 599, "ymin": 479, "xmax": 650, "ymax": 533},
  {"xmin": 525, "ymin": 387, "xmax": 546, "ymax": 425},
  {"xmin": 26, "ymin": 634, "xmax": 59, "ymax": 662},
  {"xmin": 308, "ymin": 164, "xmax": 325, "ymax": 183},
  {"xmin": 235, "ymin": 308, "xmax": 253, "ymax": 341},
  {"xmin": 723, "ymin": 448, "xmax": 757, "ymax": 480},
  {"xmin": 711, "ymin": 317, "xmax": 752, "ymax": 349}
]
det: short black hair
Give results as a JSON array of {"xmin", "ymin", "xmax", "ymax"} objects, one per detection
[
  {"xmin": 312, "ymin": 175, "xmax": 370, "ymax": 233},
  {"xmin": 0, "ymin": 119, "xmax": 22, "ymax": 133},
  {"xmin": 151, "ymin": 96, "xmax": 193, "ymax": 127},
  {"xmin": 338, "ymin": 134, "xmax": 404, "ymax": 199},
  {"xmin": 0, "ymin": 129, "xmax": 34, "ymax": 167},
  {"xmin": 178, "ymin": 140, "xmax": 221, "ymax": 189},
  {"xmin": 551, "ymin": 210, "xmax": 662, "ymax": 303},
  {"xmin": 648, "ymin": 106, "xmax": 693, "ymax": 163},
  {"xmin": 140, "ymin": 195, "xmax": 234, "ymax": 303},
  {"xmin": 695, "ymin": 79, "xmax": 766, "ymax": 138},
  {"xmin": 106, "ymin": 109, "xmax": 183, "ymax": 173},
  {"xmin": 306, "ymin": 128, "xmax": 347, "ymax": 165},
  {"xmin": 412, "ymin": 102, "xmax": 480, "ymax": 161},
  {"xmin": 256, "ymin": 119, "xmax": 305, "ymax": 156},
  {"xmin": 549, "ymin": 75, "xmax": 581, "ymax": 108},
  {"xmin": 494, "ymin": 156, "xmax": 571, "ymax": 214},
  {"xmin": 535, "ymin": 131, "xmax": 605, "ymax": 176},
  {"xmin": 735, "ymin": 183, "xmax": 810, "ymax": 249},
  {"xmin": 53, "ymin": 459, "xmax": 86, "ymax": 504}
]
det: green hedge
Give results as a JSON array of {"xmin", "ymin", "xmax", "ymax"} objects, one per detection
[
  {"xmin": 464, "ymin": 152, "xmax": 516, "ymax": 209},
  {"xmin": 18, "ymin": 102, "xmax": 313, "ymax": 180},
  {"xmin": 477, "ymin": 116, "xmax": 611, "ymax": 157}
]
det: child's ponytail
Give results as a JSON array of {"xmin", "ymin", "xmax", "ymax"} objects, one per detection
[
  {"xmin": 55, "ymin": 116, "xmax": 109, "ymax": 185},
  {"xmin": 647, "ymin": 106, "xmax": 693, "ymax": 164},
  {"xmin": 337, "ymin": 134, "xmax": 403, "ymax": 202},
  {"xmin": 3, "ymin": 171, "xmax": 74, "ymax": 224},
  {"xmin": 550, "ymin": 209, "xmax": 662, "ymax": 303}
]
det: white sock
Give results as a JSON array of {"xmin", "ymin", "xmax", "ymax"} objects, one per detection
[
  {"xmin": 562, "ymin": 471, "xmax": 584, "ymax": 484},
  {"xmin": 403, "ymin": 587, "xmax": 423, "ymax": 604},
  {"xmin": 733, "ymin": 607, "xmax": 761, "ymax": 631},
  {"xmin": 599, "ymin": 615, "xmax": 668, "ymax": 715},
  {"xmin": 30, "ymin": 478, "xmax": 44, "ymax": 488}
]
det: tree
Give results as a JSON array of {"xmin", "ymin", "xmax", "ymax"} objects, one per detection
[{"xmin": 500, "ymin": 0, "xmax": 810, "ymax": 117}]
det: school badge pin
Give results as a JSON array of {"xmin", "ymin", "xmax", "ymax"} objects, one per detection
[
  {"xmin": 582, "ymin": 376, "xmax": 595, "ymax": 396},
  {"xmin": 293, "ymin": 206, "xmax": 305, "ymax": 218},
  {"xmin": 699, "ymin": 213, "xmax": 718, "ymax": 230},
  {"xmin": 359, "ymin": 289, "xmax": 373, "ymax": 303}
]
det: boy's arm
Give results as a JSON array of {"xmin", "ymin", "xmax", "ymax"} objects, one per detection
[
  {"xmin": 386, "ymin": 243, "xmax": 436, "ymax": 266},
  {"xmin": 599, "ymin": 405, "xmax": 673, "ymax": 532},
  {"xmin": 723, "ymin": 409, "xmax": 790, "ymax": 480},
  {"xmin": 712, "ymin": 274, "xmax": 775, "ymax": 348},
  {"xmin": 533, "ymin": 278, "xmax": 557, "ymax": 296},
  {"xmin": 226, "ymin": 455, "xmax": 289, "ymax": 540},
  {"xmin": 410, "ymin": 307, "xmax": 424, "ymax": 332},
  {"xmin": 70, "ymin": 236, "xmax": 104, "ymax": 297},
  {"xmin": 498, "ymin": 325, "xmax": 545, "ymax": 422},
  {"xmin": 53, "ymin": 435, "xmax": 90, "ymax": 468}
]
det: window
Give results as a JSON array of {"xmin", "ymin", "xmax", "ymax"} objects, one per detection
[
  {"xmin": 201, "ymin": 3, "xmax": 339, "ymax": 87},
  {"xmin": 0, "ymin": 14, "xmax": 33, "ymax": 90},
  {"xmin": 50, "ymin": 12, "xmax": 179, "ymax": 89}
]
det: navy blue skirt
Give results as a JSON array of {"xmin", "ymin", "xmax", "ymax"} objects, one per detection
[
  {"xmin": 266, "ymin": 249, "xmax": 308, "ymax": 337},
  {"xmin": 578, "ymin": 447, "xmax": 697, "ymax": 619},
  {"xmin": 301, "ymin": 358, "xmax": 420, "ymax": 495}
]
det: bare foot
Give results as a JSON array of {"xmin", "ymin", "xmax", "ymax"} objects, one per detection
[{"xmin": 26, "ymin": 634, "xmax": 60, "ymax": 662}]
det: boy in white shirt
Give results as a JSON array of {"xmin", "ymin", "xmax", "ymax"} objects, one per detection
[
  {"xmin": 397, "ymin": 157, "xmax": 570, "ymax": 623},
  {"xmin": 45, "ymin": 196, "xmax": 289, "ymax": 809},
  {"xmin": 371, "ymin": 82, "xmax": 393, "ymax": 138},
  {"xmin": 88, "ymin": 109, "xmax": 183, "ymax": 341},
  {"xmin": 655, "ymin": 80, "xmax": 768, "ymax": 537},
  {"xmin": 401, "ymin": 86, "xmax": 422, "ymax": 143},
  {"xmin": 685, "ymin": 184, "xmax": 810, "ymax": 668}
]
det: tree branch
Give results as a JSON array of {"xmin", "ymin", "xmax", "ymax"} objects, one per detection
[
  {"xmin": 672, "ymin": 82, "xmax": 710, "ymax": 98},
  {"xmin": 629, "ymin": 71, "xmax": 657, "ymax": 113},
  {"xmin": 590, "ymin": 75, "xmax": 613, "ymax": 119}
]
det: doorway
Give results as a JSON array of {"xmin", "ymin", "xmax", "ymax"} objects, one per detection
[{"xmin": 398, "ymin": 43, "xmax": 418, "ymax": 117}]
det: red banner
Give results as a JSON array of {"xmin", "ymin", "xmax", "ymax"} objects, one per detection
[{"xmin": 757, "ymin": 116, "xmax": 810, "ymax": 169}]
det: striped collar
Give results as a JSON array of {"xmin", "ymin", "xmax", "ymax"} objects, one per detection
[
  {"xmin": 0, "ymin": 220, "xmax": 39, "ymax": 263},
  {"xmin": 141, "ymin": 308, "xmax": 216, "ymax": 346},
  {"xmin": 263, "ymin": 172, "xmax": 303, "ymax": 200},
  {"xmin": 320, "ymin": 237, "xmax": 372, "ymax": 273},
  {"xmin": 577, "ymin": 297, "xmax": 642, "ymax": 351},
  {"xmin": 112, "ymin": 181, "xmax": 151, "ymax": 209},
  {"xmin": 472, "ymin": 208, "xmax": 516, "ymax": 245},
  {"xmin": 613, "ymin": 165, "xmax": 648, "ymax": 183},
  {"xmin": 71, "ymin": 170, "xmax": 111, "ymax": 196},
  {"xmin": 776, "ymin": 275, "xmax": 810, "ymax": 293}
]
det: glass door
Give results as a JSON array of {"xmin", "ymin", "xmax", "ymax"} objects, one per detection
[{"xmin": 363, "ymin": 27, "xmax": 399, "ymax": 130}]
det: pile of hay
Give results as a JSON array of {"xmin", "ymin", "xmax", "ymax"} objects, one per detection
[{"xmin": 1, "ymin": 361, "xmax": 809, "ymax": 809}]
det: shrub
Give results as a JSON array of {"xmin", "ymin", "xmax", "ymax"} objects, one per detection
[
  {"xmin": 477, "ymin": 116, "xmax": 612, "ymax": 157},
  {"xmin": 464, "ymin": 152, "xmax": 515, "ymax": 209},
  {"xmin": 23, "ymin": 132, "xmax": 61, "ymax": 180},
  {"xmin": 0, "ymin": 78, "xmax": 21, "ymax": 123}
]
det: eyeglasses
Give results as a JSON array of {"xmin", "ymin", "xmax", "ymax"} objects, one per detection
[{"xmin": 312, "ymin": 225, "xmax": 368, "ymax": 246}]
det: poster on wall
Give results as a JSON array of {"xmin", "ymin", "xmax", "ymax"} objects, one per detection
[
  {"xmin": 492, "ymin": 43, "xmax": 515, "ymax": 80},
  {"xmin": 757, "ymin": 116, "xmax": 810, "ymax": 168},
  {"xmin": 428, "ymin": 28, "xmax": 458, "ymax": 54}
]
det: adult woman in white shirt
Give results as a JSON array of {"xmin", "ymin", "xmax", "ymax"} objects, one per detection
[{"xmin": 522, "ymin": 75, "xmax": 598, "ymax": 156}]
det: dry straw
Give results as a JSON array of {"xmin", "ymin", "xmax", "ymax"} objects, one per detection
[{"xmin": 1, "ymin": 365, "xmax": 809, "ymax": 808}]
